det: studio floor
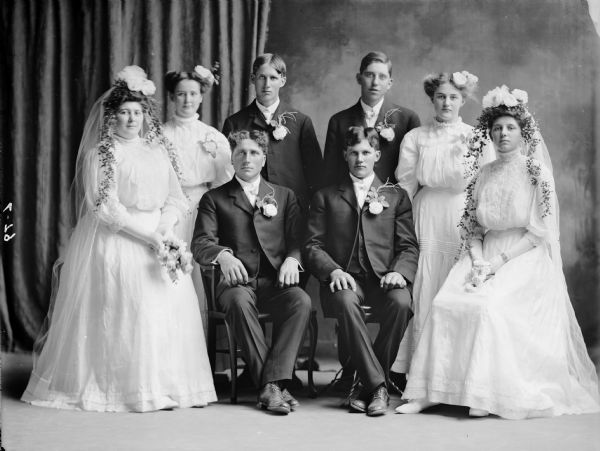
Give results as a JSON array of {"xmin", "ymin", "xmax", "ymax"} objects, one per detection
[{"xmin": 1, "ymin": 352, "xmax": 599, "ymax": 451}]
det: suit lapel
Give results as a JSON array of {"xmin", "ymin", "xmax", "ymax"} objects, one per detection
[
  {"xmin": 228, "ymin": 179, "xmax": 255, "ymax": 215},
  {"xmin": 351, "ymin": 101, "xmax": 367, "ymax": 128},
  {"xmin": 249, "ymin": 100, "xmax": 270, "ymax": 130},
  {"xmin": 338, "ymin": 176, "xmax": 360, "ymax": 212}
]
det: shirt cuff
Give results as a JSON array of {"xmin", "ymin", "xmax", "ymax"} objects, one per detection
[
  {"xmin": 211, "ymin": 248, "xmax": 233, "ymax": 265},
  {"xmin": 286, "ymin": 256, "xmax": 304, "ymax": 272}
]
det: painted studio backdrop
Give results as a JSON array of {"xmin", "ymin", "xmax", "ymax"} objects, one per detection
[{"xmin": 2, "ymin": 1, "xmax": 600, "ymax": 362}]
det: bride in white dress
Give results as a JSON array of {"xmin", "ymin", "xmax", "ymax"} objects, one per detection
[
  {"xmin": 396, "ymin": 86, "xmax": 600, "ymax": 419},
  {"xmin": 163, "ymin": 66, "xmax": 233, "ymax": 330},
  {"xmin": 392, "ymin": 71, "xmax": 493, "ymax": 373},
  {"xmin": 21, "ymin": 66, "xmax": 217, "ymax": 412}
]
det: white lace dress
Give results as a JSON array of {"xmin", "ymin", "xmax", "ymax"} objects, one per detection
[
  {"xmin": 393, "ymin": 118, "xmax": 492, "ymax": 372},
  {"xmin": 163, "ymin": 114, "xmax": 233, "ymax": 327},
  {"xmin": 21, "ymin": 137, "xmax": 217, "ymax": 412},
  {"xmin": 401, "ymin": 153, "xmax": 600, "ymax": 419}
]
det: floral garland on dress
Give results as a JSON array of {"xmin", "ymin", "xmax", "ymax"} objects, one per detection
[
  {"xmin": 525, "ymin": 157, "xmax": 552, "ymax": 218},
  {"xmin": 457, "ymin": 174, "xmax": 480, "ymax": 257},
  {"xmin": 95, "ymin": 67, "xmax": 185, "ymax": 210}
]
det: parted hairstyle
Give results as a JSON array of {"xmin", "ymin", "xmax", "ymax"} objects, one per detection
[
  {"xmin": 228, "ymin": 130, "xmax": 270, "ymax": 154},
  {"xmin": 165, "ymin": 71, "xmax": 212, "ymax": 94},
  {"xmin": 252, "ymin": 53, "xmax": 287, "ymax": 77},
  {"xmin": 359, "ymin": 51, "xmax": 392, "ymax": 76},
  {"xmin": 345, "ymin": 126, "xmax": 380, "ymax": 151}
]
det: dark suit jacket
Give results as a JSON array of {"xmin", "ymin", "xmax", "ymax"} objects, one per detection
[
  {"xmin": 192, "ymin": 177, "xmax": 303, "ymax": 293},
  {"xmin": 222, "ymin": 100, "xmax": 324, "ymax": 212},
  {"xmin": 304, "ymin": 174, "xmax": 419, "ymax": 284},
  {"xmin": 323, "ymin": 99, "xmax": 420, "ymax": 184}
]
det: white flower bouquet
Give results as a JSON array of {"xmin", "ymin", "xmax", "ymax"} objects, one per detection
[{"xmin": 155, "ymin": 237, "xmax": 194, "ymax": 283}]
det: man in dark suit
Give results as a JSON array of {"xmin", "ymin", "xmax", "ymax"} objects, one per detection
[
  {"xmin": 192, "ymin": 130, "xmax": 311, "ymax": 415},
  {"xmin": 305, "ymin": 126, "xmax": 418, "ymax": 416},
  {"xmin": 323, "ymin": 51, "xmax": 420, "ymax": 184},
  {"xmin": 222, "ymin": 53, "xmax": 324, "ymax": 214}
]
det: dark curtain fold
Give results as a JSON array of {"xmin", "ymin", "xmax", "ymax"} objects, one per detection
[{"xmin": 0, "ymin": 0, "xmax": 270, "ymax": 351}]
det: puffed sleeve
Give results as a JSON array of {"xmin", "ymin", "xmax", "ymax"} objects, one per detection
[
  {"xmin": 210, "ymin": 130, "xmax": 234, "ymax": 189},
  {"xmin": 525, "ymin": 164, "xmax": 556, "ymax": 247},
  {"xmin": 159, "ymin": 149, "xmax": 190, "ymax": 230},
  {"xmin": 395, "ymin": 128, "xmax": 420, "ymax": 201},
  {"xmin": 84, "ymin": 147, "xmax": 133, "ymax": 233}
]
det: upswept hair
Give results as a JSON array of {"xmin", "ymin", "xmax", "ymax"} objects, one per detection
[
  {"xmin": 345, "ymin": 126, "xmax": 380, "ymax": 151},
  {"xmin": 423, "ymin": 72, "xmax": 478, "ymax": 100},
  {"xmin": 165, "ymin": 71, "xmax": 212, "ymax": 94},
  {"xmin": 252, "ymin": 53, "xmax": 287, "ymax": 77},
  {"xmin": 359, "ymin": 51, "xmax": 392, "ymax": 76},
  {"xmin": 228, "ymin": 130, "xmax": 270, "ymax": 154}
]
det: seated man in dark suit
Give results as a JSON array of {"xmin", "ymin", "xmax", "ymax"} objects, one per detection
[
  {"xmin": 323, "ymin": 51, "xmax": 420, "ymax": 184},
  {"xmin": 192, "ymin": 130, "xmax": 311, "ymax": 415},
  {"xmin": 222, "ymin": 53, "xmax": 324, "ymax": 215},
  {"xmin": 305, "ymin": 126, "xmax": 418, "ymax": 416}
]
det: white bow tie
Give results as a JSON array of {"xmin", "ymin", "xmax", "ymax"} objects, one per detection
[
  {"xmin": 354, "ymin": 182, "xmax": 369, "ymax": 191},
  {"xmin": 364, "ymin": 110, "xmax": 375, "ymax": 119},
  {"xmin": 246, "ymin": 186, "xmax": 259, "ymax": 196}
]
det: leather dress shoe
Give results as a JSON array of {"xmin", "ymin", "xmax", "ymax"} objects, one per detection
[
  {"xmin": 257, "ymin": 382, "xmax": 290, "ymax": 415},
  {"xmin": 346, "ymin": 380, "xmax": 367, "ymax": 413},
  {"xmin": 281, "ymin": 388, "xmax": 299, "ymax": 411},
  {"xmin": 367, "ymin": 385, "xmax": 389, "ymax": 417}
]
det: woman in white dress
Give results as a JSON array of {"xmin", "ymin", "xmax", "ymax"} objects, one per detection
[
  {"xmin": 163, "ymin": 66, "xmax": 233, "ymax": 329},
  {"xmin": 21, "ymin": 66, "xmax": 217, "ymax": 412},
  {"xmin": 396, "ymin": 86, "xmax": 600, "ymax": 419},
  {"xmin": 392, "ymin": 71, "xmax": 493, "ymax": 373}
]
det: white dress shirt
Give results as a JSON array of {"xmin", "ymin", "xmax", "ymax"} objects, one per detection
[
  {"xmin": 360, "ymin": 98, "xmax": 384, "ymax": 128},
  {"xmin": 256, "ymin": 98, "xmax": 280, "ymax": 124},
  {"xmin": 349, "ymin": 172, "xmax": 375, "ymax": 208},
  {"xmin": 235, "ymin": 175, "xmax": 261, "ymax": 206}
]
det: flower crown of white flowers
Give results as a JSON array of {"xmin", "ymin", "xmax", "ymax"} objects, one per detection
[
  {"xmin": 115, "ymin": 65, "xmax": 156, "ymax": 96},
  {"xmin": 481, "ymin": 85, "xmax": 528, "ymax": 109},
  {"xmin": 450, "ymin": 70, "xmax": 479, "ymax": 89}
]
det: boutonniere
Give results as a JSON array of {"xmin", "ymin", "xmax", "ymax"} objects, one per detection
[
  {"xmin": 269, "ymin": 112, "xmax": 297, "ymax": 141},
  {"xmin": 375, "ymin": 108, "xmax": 401, "ymax": 142},
  {"xmin": 198, "ymin": 132, "xmax": 218, "ymax": 158},
  {"xmin": 364, "ymin": 180, "xmax": 398, "ymax": 215},
  {"xmin": 255, "ymin": 182, "xmax": 279, "ymax": 218}
]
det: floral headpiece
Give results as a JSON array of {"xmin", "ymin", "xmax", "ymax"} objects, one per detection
[
  {"xmin": 450, "ymin": 71, "xmax": 478, "ymax": 90},
  {"xmin": 95, "ymin": 66, "xmax": 185, "ymax": 209},
  {"xmin": 193, "ymin": 62, "xmax": 220, "ymax": 88}
]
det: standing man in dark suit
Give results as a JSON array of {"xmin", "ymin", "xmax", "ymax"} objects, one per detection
[
  {"xmin": 222, "ymin": 53, "xmax": 324, "ymax": 214},
  {"xmin": 323, "ymin": 51, "xmax": 420, "ymax": 184},
  {"xmin": 305, "ymin": 126, "xmax": 418, "ymax": 416},
  {"xmin": 192, "ymin": 130, "xmax": 311, "ymax": 415}
]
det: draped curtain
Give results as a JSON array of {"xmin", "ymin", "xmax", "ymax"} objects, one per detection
[{"xmin": 0, "ymin": 0, "xmax": 270, "ymax": 351}]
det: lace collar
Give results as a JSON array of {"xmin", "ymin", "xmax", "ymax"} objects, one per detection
[
  {"xmin": 172, "ymin": 113, "xmax": 200, "ymax": 125},
  {"xmin": 432, "ymin": 116, "xmax": 463, "ymax": 129},
  {"xmin": 114, "ymin": 134, "xmax": 142, "ymax": 146}
]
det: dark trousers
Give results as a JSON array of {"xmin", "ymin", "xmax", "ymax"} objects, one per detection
[
  {"xmin": 218, "ymin": 277, "xmax": 311, "ymax": 387},
  {"xmin": 321, "ymin": 274, "xmax": 412, "ymax": 392}
]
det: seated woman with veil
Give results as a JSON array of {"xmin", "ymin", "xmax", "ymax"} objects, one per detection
[
  {"xmin": 396, "ymin": 86, "xmax": 600, "ymax": 419},
  {"xmin": 21, "ymin": 66, "xmax": 217, "ymax": 412}
]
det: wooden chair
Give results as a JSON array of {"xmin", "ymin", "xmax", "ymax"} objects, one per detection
[{"xmin": 200, "ymin": 264, "xmax": 319, "ymax": 403}]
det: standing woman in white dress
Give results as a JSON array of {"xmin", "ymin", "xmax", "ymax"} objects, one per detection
[
  {"xmin": 392, "ymin": 71, "xmax": 493, "ymax": 373},
  {"xmin": 396, "ymin": 86, "xmax": 600, "ymax": 419},
  {"xmin": 21, "ymin": 66, "xmax": 217, "ymax": 412},
  {"xmin": 163, "ymin": 66, "xmax": 233, "ymax": 329}
]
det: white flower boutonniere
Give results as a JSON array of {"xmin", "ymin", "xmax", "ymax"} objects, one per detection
[
  {"xmin": 255, "ymin": 182, "xmax": 279, "ymax": 218},
  {"xmin": 375, "ymin": 108, "xmax": 400, "ymax": 142},
  {"xmin": 269, "ymin": 112, "xmax": 297, "ymax": 141},
  {"xmin": 365, "ymin": 181, "xmax": 398, "ymax": 215},
  {"xmin": 199, "ymin": 132, "xmax": 218, "ymax": 158}
]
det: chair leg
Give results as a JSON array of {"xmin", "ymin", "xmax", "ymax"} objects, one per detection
[
  {"xmin": 224, "ymin": 321, "xmax": 238, "ymax": 404},
  {"xmin": 307, "ymin": 310, "xmax": 318, "ymax": 397},
  {"xmin": 207, "ymin": 319, "xmax": 217, "ymax": 373}
]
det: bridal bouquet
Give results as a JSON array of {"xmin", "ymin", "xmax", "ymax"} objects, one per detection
[
  {"xmin": 464, "ymin": 260, "xmax": 491, "ymax": 292},
  {"xmin": 155, "ymin": 237, "xmax": 194, "ymax": 283}
]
